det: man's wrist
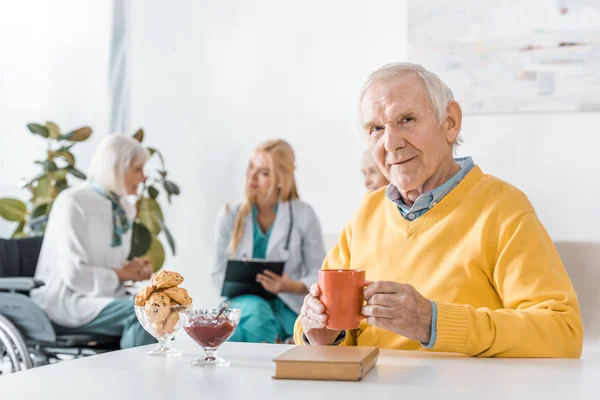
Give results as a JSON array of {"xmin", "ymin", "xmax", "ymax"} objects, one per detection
[{"xmin": 421, "ymin": 300, "xmax": 438, "ymax": 348}]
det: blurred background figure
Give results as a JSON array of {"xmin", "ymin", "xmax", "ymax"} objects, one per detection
[
  {"xmin": 211, "ymin": 139, "xmax": 326, "ymax": 344},
  {"xmin": 362, "ymin": 150, "xmax": 389, "ymax": 191},
  {"xmin": 31, "ymin": 135, "xmax": 156, "ymax": 349}
]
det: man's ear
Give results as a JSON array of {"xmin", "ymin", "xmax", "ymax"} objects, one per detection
[{"xmin": 444, "ymin": 100, "xmax": 462, "ymax": 144}]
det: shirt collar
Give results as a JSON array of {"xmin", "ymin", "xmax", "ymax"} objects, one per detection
[{"xmin": 386, "ymin": 157, "xmax": 475, "ymax": 214}]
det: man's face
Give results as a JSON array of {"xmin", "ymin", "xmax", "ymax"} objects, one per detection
[{"xmin": 361, "ymin": 73, "xmax": 456, "ymax": 195}]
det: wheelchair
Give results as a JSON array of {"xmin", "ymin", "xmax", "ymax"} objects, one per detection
[{"xmin": 0, "ymin": 237, "xmax": 121, "ymax": 374}]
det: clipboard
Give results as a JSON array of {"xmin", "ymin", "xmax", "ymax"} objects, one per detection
[{"xmin": 221, "ymin": 259, "xmax": 286, "ymax": 300}]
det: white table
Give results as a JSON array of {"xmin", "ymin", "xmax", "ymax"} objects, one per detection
[{"xmin": 1, "ymin": 340, "xmax": 599, "ymax": 400}]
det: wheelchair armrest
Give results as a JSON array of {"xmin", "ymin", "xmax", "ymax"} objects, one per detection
[{"xmin": 0, "ymin": 277, "xmax": 45, "ymax": 291}]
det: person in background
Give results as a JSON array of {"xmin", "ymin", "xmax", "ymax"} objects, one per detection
[
  {"xmin": 31, "ymin": 135, "xmax": 156, "ymax": 349},
  {"xmin": 295, "ymin": 62, "xmax": 583, "ymax": 358},
  {"xmin": 211, "ymin": 139, "xmax": 326, "ymax": 343},
  {"xmin": 362, "ymin": 150, "xmax": 389, "ymax": 191}
]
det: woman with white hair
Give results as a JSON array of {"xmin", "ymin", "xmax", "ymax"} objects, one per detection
[
  {"xmin": 31, "ymin": 134, "xmax": 155, "ymax": 349},
  {"xmin": 211, "ymin": 139, "xmax": 326, "ymax": 343}
]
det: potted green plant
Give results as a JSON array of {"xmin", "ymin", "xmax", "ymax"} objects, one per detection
[
  {"xmin": 0, "ymin": 122, "xmax": 92, "ymax": 237},
  {"xmin": 0, "ymin": 124, "xmax": 178, "ymax": 272},
  {"xmin": 128, "ymin": 129, "xmax": 180, "ymax": 271}
]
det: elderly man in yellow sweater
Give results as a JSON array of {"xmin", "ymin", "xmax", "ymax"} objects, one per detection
[{"xmin": 294, "ymin": 62, "xmax": 583, "ymax": 358}]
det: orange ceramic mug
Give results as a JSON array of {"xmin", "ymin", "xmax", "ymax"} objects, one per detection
[{"xmin": 318, "ymin": 269, "xmax": 366, "ymax": 330}]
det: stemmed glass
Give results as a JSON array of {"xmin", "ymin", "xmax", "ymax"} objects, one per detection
[
  {"xmin": 179, "ymin": 308, "xmax": 241, "ymax": 366},
  {"xmin": 134, "ymin": 304, "xmax": 191, "ymax": 356}
]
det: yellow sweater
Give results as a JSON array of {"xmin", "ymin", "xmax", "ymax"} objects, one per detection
[{"xmin": 294, "ymin": 166, "xmax": 583, "ymax": 358}]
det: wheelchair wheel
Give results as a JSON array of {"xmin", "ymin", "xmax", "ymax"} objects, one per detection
[{"xmin": 0, "ymin": 314, "xmax": 33, "ymax": 373}]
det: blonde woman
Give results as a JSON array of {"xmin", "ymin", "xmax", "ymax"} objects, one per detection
[
  {"xmin": 31, "ymin": 135, "xmax": 155, "ymax": 349},
  {"xmin": 211, "ymin": 139, "xmax": 326, "ymax": 343}
]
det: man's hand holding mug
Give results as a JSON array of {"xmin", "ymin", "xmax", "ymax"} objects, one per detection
[{"xmin": 300, "ymin": 270, "xmax": 432, "ymax": 345}]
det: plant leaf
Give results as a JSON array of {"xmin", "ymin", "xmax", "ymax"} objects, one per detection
[
  {"xmin": 12, "ymin": 221, "xmax": 28, "ymax": 239},
  {"xmin": 42, "ymin": 160, "xmax": 58, "ymax": 172},
  {"xmin": 129, "ymin": 222, "xmax": 152, "ymax": 259},
  {"xmin": 57, "ymin": 144, "xmax": 75, "ymax": 152},
  {"xmin": 159, "ymin": 219, "xmax": 176, "ymax": 255},
  {"xmin": 136, "ymin": 197, "xmax": 163, "ymax": 235},
  {"xmin": 31, "ymin": 204, "xmax": 51, "ymax": 219},
  {"xmin": 67, "ymin": 166, "xmax": 87, "ymax": 180},
  {"xmin": 55, "ymin": 178, "xmax": 69, "ymax": 193},
  {"xmin": 161, "ymin": 179, "xmax": 180, "ymax": 204},
  {"xmin": 147, "ymin": 186, "xmax": 159, "ymax": 200},
  {"xmin": 49, "ymin": 150, "xmax": 76, "ymax": 166},
  {"xmin": 27, "ymin": 123, "xmax": 49, "ymax": 138},
  {"xmin": 164, "ymin": 180, "xmax": 180, "ymax": 195},
  {"xmin": 0, "ymin": 198, "xmax": 28, "ymax": 222},
  {"xmin": 46, "ymin": 121, "xmax": 61, "ymax": 139},
  {"xmin": 59, "ymin": 127, "xmax": 92, "ymax": 142},
  {"xmin": 54, "ymin": 168, "xmax": 68, "ymax": 181},
  {"xmin": 33, "ymin": 176, "xmax": 54, "ymax": 207},
  {"xmin": 144, "ymin": 235, "xmax": 165, "ymax": 273},
  {"xmin": 132, "ymin": 128, "xmax": 144, "ymax": 142},
  {"xmin": 23, "ymin": 172, "xmax": 47, "ymax": 189}
]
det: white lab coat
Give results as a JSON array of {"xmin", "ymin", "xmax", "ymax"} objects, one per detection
[
  {"xmin": 31, "ymin": 182, "xmax": 134, "ymax": 327},
  {"xmin": 211, "ymin": 199, "xmax": 326, "ymax": 314}
]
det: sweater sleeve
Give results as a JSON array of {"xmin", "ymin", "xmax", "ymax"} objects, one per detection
[{"xmin": 433, "ymin": 212, "xmax": 583, "ymax": 358}]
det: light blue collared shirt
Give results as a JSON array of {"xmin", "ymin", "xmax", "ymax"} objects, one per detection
[
  {"xmin": 387, "ymin": 156, "xmax": 475, "ymax": 348},
  {"xmin": 386, "ymin": 156, "xmax": 475, "ymax": 221}
]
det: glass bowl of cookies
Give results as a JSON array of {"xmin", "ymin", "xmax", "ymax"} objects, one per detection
[{"xmin": 134, "ymin": 270, "xmax": 193, "ymax": 356}]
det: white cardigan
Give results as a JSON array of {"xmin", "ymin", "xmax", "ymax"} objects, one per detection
[
  {"xmin": 31, "ymin": 182, "xmax": 134, "ymax": 328},
  {"xmin": 211, "ymin": 199, "xmax": 326, "ymax": 314}
]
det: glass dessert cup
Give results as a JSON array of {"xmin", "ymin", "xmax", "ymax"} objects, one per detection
[
  {"xmin": 134, "ymin": 304, "xmax": 191, "ymax": 356},
  {"xmin": 180, "ymin": 308, "xmax": 241, "ymax": 366}
]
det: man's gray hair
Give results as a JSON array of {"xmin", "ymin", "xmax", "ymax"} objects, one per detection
[
  {"xmin": 359, "ymin": 62, "xmax": 462, "ymax": 148},
  {"xmin": 87, "ymin": 134, "xmax": 150, "ymax": 196}
]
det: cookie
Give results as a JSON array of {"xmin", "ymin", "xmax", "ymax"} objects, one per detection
[
  {"xmin": 135, "ymin": 286, "xmax": 154, "ymax": 306},
  {"xmin": 162, "ymin": 287, "xmax": 192, "ymax": 306},
  {"xmin": 162, "ymin": 310, "xmax": 180, "ymax": 335},
  {"xmin": 144, "ymin": 292, "xmax": 172, "ymax": 329},
  {"xmin": 151, "ymin": 270, "xmax": 184, "ymax": 290}
]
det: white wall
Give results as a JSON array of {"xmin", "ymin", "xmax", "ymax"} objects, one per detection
[
  {"xmin": 130, "ymin": 0, "xmax": 408, "ymax": 307},
  {"xmin": 457, "ymin": 113, "xmax": 600, "ymax": 242},
  {"xmin": 0, "ymin": 0, "xmax": 113, "ymax": 236},
  {"xmin": 132, "ymin": 0, "xmax": 599, "ymax": 309}
]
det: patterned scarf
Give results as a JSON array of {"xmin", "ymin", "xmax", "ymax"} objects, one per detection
[{"xmin": 90, "ymin": 182, "xmax": 131, "ymax": 247}]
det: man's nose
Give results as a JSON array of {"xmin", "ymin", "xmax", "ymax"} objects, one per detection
[{"xmin": 383, "ymin": 124, "xmax": 407, "ymax": 153}]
